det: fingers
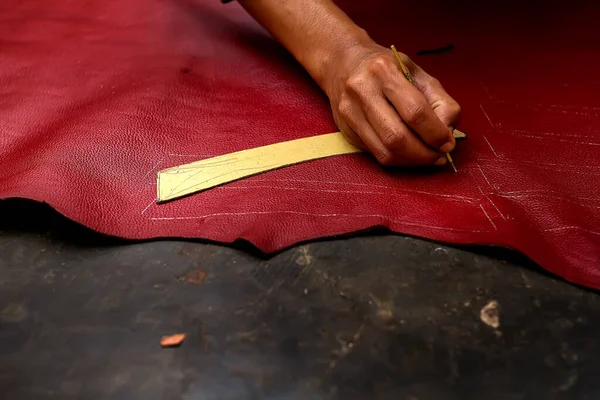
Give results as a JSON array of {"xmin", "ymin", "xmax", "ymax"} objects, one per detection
[
  {"xmin": 332, "ymin": 108, "xmax": 365, "ymax": 149},
  {"xmin": 329, "ymin": 45, "xmax": 462, "ymax": 168},
  {"xmin": 413, "ymin": 68, "xmax": 462, "ymax": 131},
  {"xmin": 336, "ymin": 101, "xmax": 396, "ymax": 165},
  {"xmin": 335, "ymin": 98, "xmax": 446, "ymax": 166},
  {"xmin": 382, "ymin": 72, "xmax": 456, "ymax": 153},
  {"xmin": 363, "ymin": 97, "xmax": 444, "ymax": 166}
]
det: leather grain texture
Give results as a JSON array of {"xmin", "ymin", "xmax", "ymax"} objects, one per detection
[{"xmin": 1, "ymin": 0, "xmax": 599, "ymax": 288}]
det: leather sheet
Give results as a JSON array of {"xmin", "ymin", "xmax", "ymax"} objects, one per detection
[{"xmin": 1, "ymin": 0, "xmax": 599, "ymax": 288}]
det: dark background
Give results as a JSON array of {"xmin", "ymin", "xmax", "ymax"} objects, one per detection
[{"xmin": 1, "ymin": 198, "xmax": 599, "ymax": 399}]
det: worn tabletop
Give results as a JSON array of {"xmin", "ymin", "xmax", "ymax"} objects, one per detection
[{"xmin": 0, "ymin": 199, "xmax": 598, "ymax": 399}]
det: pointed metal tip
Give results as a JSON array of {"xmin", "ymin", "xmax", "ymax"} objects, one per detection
[{"xmin": 446, "ymin": 153, "xmax": 458, "ymax": 173}]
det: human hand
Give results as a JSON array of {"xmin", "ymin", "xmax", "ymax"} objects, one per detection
[{"xmin": 323, "ymin": 42, "xmax": 461, "ymax": 167}]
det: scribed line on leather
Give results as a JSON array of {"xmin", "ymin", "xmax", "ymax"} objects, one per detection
[
  {"xmin": 148, "ymin": 211, "xmax": 495, "ymax": 233},
  {"xmin": 156, "ymin": 130, "xmax": 468, "ymax": 203}
]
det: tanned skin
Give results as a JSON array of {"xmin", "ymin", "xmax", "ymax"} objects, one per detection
[{"xmin": 237, "ymin": 0, "xmax": 461, "ymax": 167}]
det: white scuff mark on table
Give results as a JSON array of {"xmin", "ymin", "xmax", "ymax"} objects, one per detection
[{"xmin": 480, "ymin": 300, "xmax": 500, "ymax": 329}]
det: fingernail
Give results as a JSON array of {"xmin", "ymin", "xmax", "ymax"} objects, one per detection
[
  {"xmin": 435, "ymin": 156, "xmax": 447, "ymax": 166},
  {"xmin": 440, "ymin": 140, "xmax": 455, "ymax": 153}
]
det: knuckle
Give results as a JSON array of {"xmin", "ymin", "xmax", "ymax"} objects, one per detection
[
  {"xmin": 429, "ymin": 77, "xmax": 441, "ymax": 87},
  {"xmin": 380, "ymin": 128, "xmax": 406, "ymax": 150},
  {"xmin": 366, "ymin": 56, "xmax": 390, "ymax": 75},
  {"xmin": 403, "ymin": 101, "xmax": 428, "ymax": 125},
  {"xmin": 337, "ymin": 99, "xmax": 353, "ymax": 119},
  {"xmin": 344, "ymin": 74, "xmax": 367, "ymax": 93}
]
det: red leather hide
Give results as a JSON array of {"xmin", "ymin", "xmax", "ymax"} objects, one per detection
[{"xmin": 1, "ymin": 0, "xmax": 599, "ymax": 288}]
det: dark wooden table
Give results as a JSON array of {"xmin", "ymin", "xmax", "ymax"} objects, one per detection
[{"xmin": 1, "ymin": 199, "xmax": 598, "ymax": 399}]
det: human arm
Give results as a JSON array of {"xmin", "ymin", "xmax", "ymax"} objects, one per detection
[{"xmin": 236, "ymin": 0, "xmax": 461, "ymax": 166}]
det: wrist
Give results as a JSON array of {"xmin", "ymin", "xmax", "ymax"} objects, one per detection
[{"xmin": 306, "ymin": 27, "xmax": 373, "ymax": 95}]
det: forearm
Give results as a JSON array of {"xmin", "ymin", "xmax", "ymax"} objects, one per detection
[
  {"xmin": 236, "ymin": 0, "xmax": 370, "ymax": 90},
  {"xmin": 236, "ymin": 0, "xmax": 461, "ymax": 167}
]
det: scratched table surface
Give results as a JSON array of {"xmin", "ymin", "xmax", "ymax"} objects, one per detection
[{"xmin": 1, "ymin": 199, "xmax": 599, "ymax": 400}]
